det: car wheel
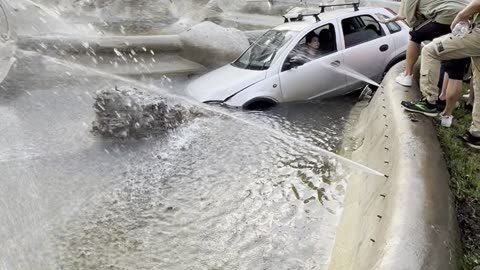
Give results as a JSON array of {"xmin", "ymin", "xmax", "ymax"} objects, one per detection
[{"xmin": 243, "ymin": 98, "xmax": 277, "ymax": 110}]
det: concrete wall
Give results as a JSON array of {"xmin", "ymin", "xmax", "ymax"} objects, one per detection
[{"xmin": 328, "ymin": 63, "xmax": 460, "ymax": 270}]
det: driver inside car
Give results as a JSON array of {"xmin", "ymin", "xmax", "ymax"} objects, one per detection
[{"xmin": 289, "ymin": 32, "xmax": 321, "ymax": 65}]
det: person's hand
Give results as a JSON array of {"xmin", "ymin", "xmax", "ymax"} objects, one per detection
[
  {"xmin": 378, "ymin": 17, "xmax": 388, "ymax": 24},
  {"xmin": 451, "ymin": 12, "xmax": 469, "ymax": 30}
]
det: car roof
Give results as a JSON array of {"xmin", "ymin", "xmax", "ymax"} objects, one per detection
[{"xmin": 273, "ymin": 7, "xmax": 381, "ymax": 32}]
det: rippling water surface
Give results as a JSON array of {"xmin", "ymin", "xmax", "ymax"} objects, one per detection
[{"xmin": 0, "ymin": 36, "xmax": 357, "ymax": 270}]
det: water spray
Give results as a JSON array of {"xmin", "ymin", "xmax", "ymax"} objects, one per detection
[
  {"xmin": 322, "ymin": 61, "xmax": 381, "ymax": 88},
  {"xmin": 17, "ymin": 48, "xmax": 384, "ymax": 177}
]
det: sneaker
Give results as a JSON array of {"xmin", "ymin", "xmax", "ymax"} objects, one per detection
[
  {"xmin": 436, "ymin": 99, "xmax": 446, "ymax": 112},
  {"xmin": 457, "ymin": 131, "xmax": 480, "ymax": 149},
  {"xmin": 396, "ymin": 73, "xmax": 413, "ymax": 87},
  {"xmin": 401, "ymin": 98, "xmax": 438, "ymax": 117},
  {"xmin": 439, "ymin": 114, "xmax": 453, "ymax": 127}
]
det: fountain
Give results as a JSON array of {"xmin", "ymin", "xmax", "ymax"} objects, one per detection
[{"xmin": 92, "ymin": 86, "xmax": 205, "ymax": 138}]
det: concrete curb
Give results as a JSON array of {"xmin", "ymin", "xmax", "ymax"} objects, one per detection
[
  {"xmin": 328, "ymin": 63, "xmax": 460, "ymax": 270},
  {"xmin": 16, "ymin": 35, "xmax": 183, "ymax": 53}
]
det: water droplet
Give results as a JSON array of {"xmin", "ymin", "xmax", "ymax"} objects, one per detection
[{"xmin": 113, "ymin": 48, "xmax": 122, "ymax": 57}]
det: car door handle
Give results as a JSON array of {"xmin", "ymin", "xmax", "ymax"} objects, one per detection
[
  {"xmin": 380, "ymin": 44, "xmax": 389, "ymax": 52},
  {"xmin": 331, "ymin": 60, "xmax": 341, "ymax": 67}
]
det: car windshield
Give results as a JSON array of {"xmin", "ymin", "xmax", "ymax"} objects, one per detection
[{"xmin": 232, "ymin": 30, "xmax": 297, "ymax": 71}]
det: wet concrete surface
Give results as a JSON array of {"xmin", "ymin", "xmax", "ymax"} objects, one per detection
[
  {"xmin": 329, "ymin": 63, "xmax": 459, "ymax": 270},
  {"xmin": 1, "ymin": 49, "xmax": 357, "ymax": 269}
]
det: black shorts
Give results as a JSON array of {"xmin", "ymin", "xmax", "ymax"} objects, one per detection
[
  {"xmin": 409, "ymin": 20, "xmax": 451, "ymax": 44},
  {"xmin": 437, "ymin": 58, "xmax": 471, "ymax": 90}
]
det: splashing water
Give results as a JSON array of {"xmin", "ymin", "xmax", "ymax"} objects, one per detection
[
  {"xmin": 322, "ymin": 61, "xmax": 381, "ymax": 87},
  {"xmin": 17, "ymin": 48, "xmax": 383, "ymax": 176},
  {"xmin": 1, "ymin": 48, "xmax": 354, "ymax": 269}
]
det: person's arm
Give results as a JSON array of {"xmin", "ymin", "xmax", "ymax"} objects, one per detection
[
  {"xmin": 379, "ymin": 0, "xmax": 406, "ymax": 23},
  {"xmin": 379, "ymin": 14, "xmax": 406, "ymax": 23},
  {"xmin": 451, "ymin": 0, "xmax": 480, "ymax": 29},
  {"xmin": 403, "ymin": 0, "xmax": 420, "ymax": 27}
]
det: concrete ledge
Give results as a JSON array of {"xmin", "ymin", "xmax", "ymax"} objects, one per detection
[
  {"xmin": 328, "ymin": 63, "xmax": 460, "ymax": 270},
  {"xmin": 17, "ymin": 35, "xmax": 183, "ymax": 53}
]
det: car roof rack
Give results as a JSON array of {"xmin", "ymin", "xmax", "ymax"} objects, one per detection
[
  {"xmin": 319, "ymin": 1, "xmax": 360, "ymax": 13},
  {"xmin": 282, "ymin": 7, "xmax": 320, "ymax": 23}
]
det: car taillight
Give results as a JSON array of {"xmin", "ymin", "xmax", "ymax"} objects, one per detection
[{"xmin": 385, "ymin": 7, "xmax": 397, "ymax": 15}]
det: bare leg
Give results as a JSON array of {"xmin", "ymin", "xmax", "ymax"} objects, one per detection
[
  {"xmin": 467, "ymin": 79, "xmax": 475, "ymax": 106},
  {"xmin": 439, "ymin": 72, "xmax": 449, "ymax": 101},
  {"xmin": 405, "ymin": 41, "xmax": 421, "ymax": 76},
  {"xmin": 442, "ymin": 79, "xmax": 463, "ymax": 116}
]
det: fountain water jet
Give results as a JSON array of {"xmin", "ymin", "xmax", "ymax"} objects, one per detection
[{"xmin": 92, "ymin": 86, "xmax": 205, "ymax": 138}]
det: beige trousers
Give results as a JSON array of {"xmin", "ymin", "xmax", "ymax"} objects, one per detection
[{"xmin": 420, "ymin": 27, "xmax": 480, "ymax": 136}]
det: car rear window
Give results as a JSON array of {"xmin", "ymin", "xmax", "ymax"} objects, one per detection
[{"xmin": 342, "ymin": 15, "xmax": 385, "ymax": 48}]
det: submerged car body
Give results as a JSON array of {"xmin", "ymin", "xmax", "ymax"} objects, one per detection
[{"xmin": 187, "ymin": 6, "xmax": 409, "ymax": 108}]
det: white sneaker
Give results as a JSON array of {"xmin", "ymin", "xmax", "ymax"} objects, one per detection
[
  {"xmin": 440, "ymin": 114, "xmax": 453, "ymax": 128},
  {"xmin": 396, "ymin": 73, "xmax": 413, "ymax": 87}
]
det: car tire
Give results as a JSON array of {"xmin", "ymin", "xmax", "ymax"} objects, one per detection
[{"xmin": 243, "ymin": 98, "xmax": 277, "ymax": 110}]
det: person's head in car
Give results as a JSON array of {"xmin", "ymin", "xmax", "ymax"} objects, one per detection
[
  {"xmin": 288, "ymin": 32, "xmax": 320, "ymax": 66},
  {"xmin": 305, "ymin": 32, "xmax": 320, "ymax": 55}
]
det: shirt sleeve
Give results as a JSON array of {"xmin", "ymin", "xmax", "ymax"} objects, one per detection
[{"xmin": 404, "ymin": 0, "xmax": 420, "ymax": 27}]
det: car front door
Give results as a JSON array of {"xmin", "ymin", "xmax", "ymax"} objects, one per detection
[
  {"xmin": 340, "ymin": 14, "xmax": 394, "ymax": 90},
  {"xmin": 279, "ymin": 22, "xmax": 348, "ymax": 102}
]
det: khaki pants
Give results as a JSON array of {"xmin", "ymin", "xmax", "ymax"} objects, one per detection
[{"xmin": 420, "ymin": 27, "xmax": 480, "ymax": 136}]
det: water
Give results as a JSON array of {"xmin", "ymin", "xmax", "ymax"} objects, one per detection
[
  {"xmin": 23, "ymin": 48, "xmax": 381, "ymax": 176},
  {"xmin": 451, "ymin": 21, "xmax": 470, "ymax": 38},
  {"xmin": 0, "ymin": 50, "xmax": 355, "ymax": 269},
  {"xmin": 0, "ymin": 1, "xmax": 380, "ymax": 269}
]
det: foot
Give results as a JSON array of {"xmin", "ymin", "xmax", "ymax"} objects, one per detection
[
  {"xmin": 401, "ymin": 98, "xmax": 438, "ymax": 117},
  {"xmin": 439, "ymin": 114, "xmax": 453, "ymax": 128},
  {"xmin": 396, "ymin": 73, "xmax": 413, "ymax": 87},
  {"xmin": 457, "ymin": 131, "xmax": 480, "ymax": 149}
]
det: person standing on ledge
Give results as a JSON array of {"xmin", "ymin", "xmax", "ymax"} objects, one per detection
[
  {"xmin": 386, "ymin": 0, "xmax": 469, "ymax": 87},
  {"xmin": 401, "ymin": 0, "xmax": 480, "ymax": 148}
]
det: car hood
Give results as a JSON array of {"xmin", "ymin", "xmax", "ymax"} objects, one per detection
[{"xmin": 187, "ymin": 64, "xmax": 267, "ymax": 102}]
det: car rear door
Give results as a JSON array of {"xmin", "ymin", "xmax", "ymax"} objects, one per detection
[
  {"xmin": 340, "ymin": 13, "xmax": 395, "ymax": 90},
  {"xmin": 279, "ymin": 22, "xmax": 348, "ymax": 102}
]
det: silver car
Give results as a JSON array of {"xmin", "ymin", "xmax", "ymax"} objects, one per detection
[{"xmin": 187, "ymin": 5, "xmax": 409, "ymax": 109}]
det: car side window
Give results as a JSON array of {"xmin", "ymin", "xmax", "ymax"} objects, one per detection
[
  {"xmin": 282, "ymin": 23, "xmax": 337, "ymax": 71},
  {"xmin": 342, "ymin": 15, "xmax": 384, "ymax": 48},
  {"xmin": 375, "ymin": 13, "xmax": 402, "ymax": 33}
]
